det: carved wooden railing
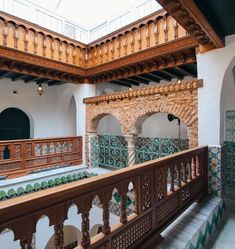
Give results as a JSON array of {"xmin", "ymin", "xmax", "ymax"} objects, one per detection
[
  {"xmin": 87, "ymin": 10, "xmax": 188, "ymax": 68},
  {"xmin": 0, "ymin": 136, "xmax": 82, "ymax": 175},
  {"xmin": 0, "ymin": 9, "xmax": 196, "ymax": 83},
  {"xmin": 0, "ymin": 146, "xmax": 208, "ymax": 249}
]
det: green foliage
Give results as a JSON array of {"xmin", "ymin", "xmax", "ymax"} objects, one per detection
[
  {"xmin": 34, "ymin": 183, "xmax": 41, "ymax": 191},
  {"xmin": 17, "ymin": 187, "xmax": 25, "ymax": 195},
  {"xmin": 25, "ymin": 184, "xmax": 34, "ymax": 193},
  {"xmin": 0, "ymin": 190, "xmax": 8, "ymax": 200},
  {"xmin": 7, "ymin": 188, "xmax": 17, "ymax": 197}
]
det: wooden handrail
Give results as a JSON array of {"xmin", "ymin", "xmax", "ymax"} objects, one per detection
[{"xmin": 0, "ymin": 146, "xmax": 208, "ymax": 249}]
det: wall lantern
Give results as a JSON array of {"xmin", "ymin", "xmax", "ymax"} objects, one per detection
[{"xmin": 37, "ymin": 84, "xmax": 43, "ymax": 96}]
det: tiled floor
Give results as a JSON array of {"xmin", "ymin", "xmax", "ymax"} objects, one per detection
[{"xmin": 205, "ymin": 187, "xmax": 235, "ymax": 249}]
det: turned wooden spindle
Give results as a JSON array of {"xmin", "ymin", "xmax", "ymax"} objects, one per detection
[
  {"xmin": 170, "ymin": 164, "xmax": 175, "ymax": 192},
  {"xmin": 120, "ymin": 193, "xmax": 127, "ymax": 224},
  {"xmin": 54, "ymin": 223, "xmax": 64, "ymax": 249},
  {"xmin": 189, "ymin": 157, "xmax": 193, "ymax": 180},
  {"xmin": 193, "ymin": 156, "xmax": 197, "ymax": 177},
  {"xmin": 81, "ymin": 212, "xmax": 91, "ymax": 248},
  {"xmin": 177, "ymin": 162, "xmax": 182, "ymax": 188},
  {"xmin": 102, "ymin": 202, "xmax": 111, "ymax": 235},
  {"xmin": 183, "ymin": 161, "xmax": 188, "ymax": 183},
  {"xmin": 20, "ymin": 238, "xmax": 32, "ymax": 249}
]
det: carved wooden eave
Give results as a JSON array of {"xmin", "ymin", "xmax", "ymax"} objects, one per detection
[
  {"xmin": 156, "ymin": 0, "xmax": 224, "ymax": 49},
  {"xmin": 84, "ymin": 79, "xmax": 203, "ymax": 105},
  {"xmin": 86, "ymin": 36, "xmax": 197, "ymax": 83}
]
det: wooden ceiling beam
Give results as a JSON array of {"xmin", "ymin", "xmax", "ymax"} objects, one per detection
[
  {"xmin": 10, "ymin": 74, "xmax": 27, "ymax": 82},
  {"xmin": 110, "ymin": 80, "xmax": 131, "ymax": 88},
  {"xmin": 160, "ymin": 69, "xmax": 178, "ymax": 79},
  {"xmin": 141, "ymin": 74, "xmax": 160, "ymax": 83},
  {"xmin": 117, "ymin": 78, "xmax": 140, "ymax": 86},
  {"xmin": 133, "ymin": 75, "xmax": 151, "ymax": 83},
  {"xmin": 175, "ymin": 65, "xmax": 196, "ymax": 77},
  {"xmin": 0, "ymin": 71, "xmax": 12, "ymax": 79},
  {"xmin": 148, "ymin": 72, "xmax": 169, "ymax": 81}
]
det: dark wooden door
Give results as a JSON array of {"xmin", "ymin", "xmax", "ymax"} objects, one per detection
[{"xmin": 0, "ymin": 108, "xmax": 30, "ymax": 141}]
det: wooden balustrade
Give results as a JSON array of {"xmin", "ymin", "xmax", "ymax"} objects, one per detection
[
  {"xmin": 0, "ymin": 11, "xmax": 86, "ymax": 67},
  {"xmin": 0, "ymin": 9, "xmax": 194, "ymax": 84},
  {"xmin": 87, "ymin": 10, "xmax": 187, "ymax": 68},
  {"xmin": 0, "ymin": 136, "xmax": 82, "ymax": 176},
  {"xmin": 0, "ymin": 146, "xmax": 208, "ymax": 249}
]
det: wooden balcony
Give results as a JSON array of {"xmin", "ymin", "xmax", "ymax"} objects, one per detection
[
  {"xmin": 0, "ymin": 146, "xmax": 208, "ymax": 248},
  {"xmin": 0, "ymin": 136, "xmax": 82, "ymax": 177},
  {"xmin": 0, "ymin": 9, "xmax": 197, "ymax": 84}
]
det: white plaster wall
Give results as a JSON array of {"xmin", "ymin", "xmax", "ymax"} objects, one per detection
[
  {"xmin": 0, "ymin": 79, "xmax": 76, "ymax": 138},
  {"xmin": 197, "ymin": 34, "xmax": 235, "ymax": 145},
  {"xmin": 73, "ymin": 84, "xmax": 96, "ymax": 162},
  {"xmin": 97, "ymin": 115, "xmax": 123, "ymax": 136},
  {"xmin": 139, "ymin": 113, "xmax": 188, "ymax": 139}
]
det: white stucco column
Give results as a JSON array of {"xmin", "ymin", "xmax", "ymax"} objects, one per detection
[
  {"xmin": 197, "ymin": 35, "xmax": 235, "ymax": 145},
  {"xmin": 73, "ymin": 84, "xmax": 96, "ymax": 165},
  {"xmin": 124, "ymin": 133, "xmax": 137, "ymax": 166}
]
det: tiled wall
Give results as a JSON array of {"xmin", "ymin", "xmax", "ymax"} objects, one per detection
[{"xmin": 208, "ymin": 146, "xmax": 223, "ymax": 197}]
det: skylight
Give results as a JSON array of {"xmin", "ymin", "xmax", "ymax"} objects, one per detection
[{"xmin": 0, "ymin": 0, "xmax": 161, "ymax": 42}]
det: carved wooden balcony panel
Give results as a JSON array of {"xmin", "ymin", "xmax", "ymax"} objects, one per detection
[
  {"xmin": 0, "ymin": 136, "xmax": 82, "ymax": 176},
  {"xmin": 0, "ymin": 146, "xmax": 208, "ymax": 249}
]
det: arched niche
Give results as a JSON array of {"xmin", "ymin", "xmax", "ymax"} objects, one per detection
[{"xmin": 0, "ymin": 108, "xmax": 30, "ymax": 140}]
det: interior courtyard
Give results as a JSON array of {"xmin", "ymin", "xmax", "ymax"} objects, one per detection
[{"xmin": 0, "ymin": 0, "xmax": 234, "ymax": 248}]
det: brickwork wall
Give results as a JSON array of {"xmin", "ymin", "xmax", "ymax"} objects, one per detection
[{"xmin": 84, "ymin": 80, "xmax": 203, "ymax": 165}]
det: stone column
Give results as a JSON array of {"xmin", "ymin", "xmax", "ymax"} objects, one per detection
[
  {"xmin": 88, "ymin": 132, "xmax": 99, "ymax": 168},
  {"xmin": 124, "ymin": 133, "xmax": 137, "ymax": 166}
]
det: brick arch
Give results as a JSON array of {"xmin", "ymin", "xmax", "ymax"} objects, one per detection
[{"xmin": 84, "ymin": 80, "xmax": 202, "ymax": 163}]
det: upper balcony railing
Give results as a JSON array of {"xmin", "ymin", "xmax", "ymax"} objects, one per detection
[
  {"xmin": 0, "ymin": 7, "xmax": 189, "ymax": 71},
  {"xmin": 0, "ymin": 136, "xmax": 82, "ymax": 176},
  {"xmin": 0, "ymin": 146, "xmax": 208, "ymax": 248},
  {"xmin": 86, "ymin": 10, "xmax": 188, "ymax": 69}
]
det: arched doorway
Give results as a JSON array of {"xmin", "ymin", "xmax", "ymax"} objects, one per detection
[{"xmin": 0, "ymin": 108, "xmax": 30, "ymax": 140}]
